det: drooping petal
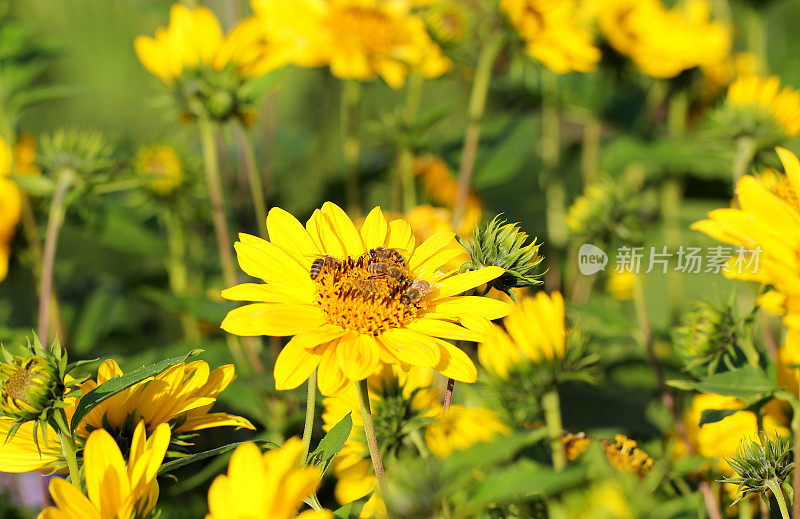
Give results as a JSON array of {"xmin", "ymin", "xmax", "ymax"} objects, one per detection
[
  {"xmin": 378, "ymin": 328, "xmax": 440, "ymax": 367},
  {"xmin": 433, "ymin": 339, "xmax": 477, "ymax": 383},
  {"xmin": 317, "ymin": 342, "xmax": 353, "ymax": 396},
  {"xmin": 274, "ymin": 340, "xmax": 325, "ymax": 390}
]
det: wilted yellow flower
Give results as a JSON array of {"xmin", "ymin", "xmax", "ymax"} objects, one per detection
[
  {"xmin": 601, "ymin": 434, "xmax": 654, "ymax": 476},
  {"xmin": 692, "ymin": 148, "xmax": 800, "ymax": 331},
  {"xmin": 134, "ymin": 144, "xmax": 184, "ymax": 195},
  {"xmin": 206, "ymin": 437, "xmax": 332, "ymax": 519},
  {"xmin": 680, "ymin": 393, "xmax": 789, "ymax": 475},
  {"xmin": 135, "ymin": 5, "xmax": 285, "ymax": 85},
  {"xmin": 221, "ymin": 202, "xmax": 510, "ymax": 396},
  {"xmin": 726, "ymin": 75, "xmax": 800, "ymax": 137},
  {"xmin": 606, "ymin": 271, "xmax": 636, "ymax": 301},
  {"xmin": 599, "ymin": 0, "xmax": 730, "ymax": 79},
  {"xmin": 38, "ymin": 422, "xmax": 170, "ymax": 519},
  {"xmin": 322, "ymin": 366, "xmax": 506, "ymax": 518},
  {"xmin": 478, "ymin": 291, "xmax": 566, "ymax": 378},
  {"xmin": 501, "ymin": 0, "xmax": 600, "ymax": 73},
  {"xmin": 252, "ymin": 0, "xmax": 450, "ymax": 88},
  {"xmin": 75, "ymin": 359, "xmax": 253, "ymax": 439}
]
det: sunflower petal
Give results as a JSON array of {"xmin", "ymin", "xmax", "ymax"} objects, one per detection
[
  {"xmin": 433, "ymin": 339, "xmax": 477, "ymax": 383},
  {"xmin": 378, "ymin": 328, "xmax": 440, "ymax": 367},
  {"xmin": 221, "ymin": 303, "xmax": 326, "ymax": 337},
  {"xmin": 360, "ymin": 206, "xmax": 389, "ymax": 250},
  {"xmin": 322, "ymin": 202, "xmax": 364, "ymax": 256},
  {"xmin": 434, "ymin": 267, "xmax": 505, "ymax": 298},
  {"xmin": 337, "ymin": 333, "xmax": 380, "ymax": 381},
  {"xmin": 274, "ymin": 339, "xmax": 325, "ymax": 390},
  {"xmin": 267, "ymin": 207, "xmax": 320, "ymax": 264},
  {"xmin": 406, "ymin": 318, "xmax": 483, "ymax": 342}
]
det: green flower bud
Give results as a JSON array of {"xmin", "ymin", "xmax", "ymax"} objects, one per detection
[
  {"xmin": 0, "ymin": 355, "xmax": 62, "ymax": 422},
  {"xmin": 39, "ymin": 129, "xmax": 114, "ymax": 180},
  {"xmin": 456, "ymin": 215, "xmax": 544, "ymax": 300},
  {"xmin": 722, "ymin": 434, "xmax": 794, "ymax": 507},
  {"xmin": 674, "ymin": 300, "xmax": 737, "ymax": 375}
]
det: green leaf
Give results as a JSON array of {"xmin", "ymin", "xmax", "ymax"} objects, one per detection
[
  {"xmin": 468, "ymin": 460, "xmax": 585, "ymax": 508},
  {"xmin": 307, "ymin": 412, "xmax": 352, "ymax": 476},
  {"xmin": 70, "ymin": 349, "xmax": 203, "ymax": 432},
  {"xmin": 473, "ymin": 115, "xmax": 537, "ymax": 189},
  {"xmin": 158, "ymin": 439, "xmax": 278, "ymax": 475},
  {"xmin": 10, "ymin": 174, "xmax": 55, "ymax": 197},
  {"xmin": 443, "ymin": 428, "xmax": 547, "ymax": 478},
  {"xmin": 694, "ymin": 367, "xmax": 777, "ymax": 400},
  {"xmin": 333, "ymin": 498, "xmax": 367, "ymax": 519},
  {"xmin": 699, "ymin": 407, "xmax": 745, "ymax": 427}
]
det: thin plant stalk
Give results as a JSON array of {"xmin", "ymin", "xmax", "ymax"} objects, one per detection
[
  {"xmin": 580, "ymin": 113, "xmax": 601, "ymax": 187},
  {"xmin": 396, "ymin": 72, "xmax": 424, "ymax": 212},
  {"xmin": 341, "ymin": 80, "xmax": 362, "ymax": 216},
  {"xmin": 765, "ymin": 479, "xmax": 790, "ymax": 519},
  {"xmin": 301, "ymin": 370, "xmax": 317, "ymax": 465},
  {"xmin": 55, "ymin": 409, "xmax": 80, "ymax": 488},
  {"xmin": 452, "ymin": 33, "xmax": 504, "ymax": 226},
  {"xmin": 356, "ymin": 379, "xmax": 387, "ymax": 493},
  {"xmin": 542, "ymin": 388, "xmax": 566, "ymax": 471},
  {"xmin": 162, "ymin": 207, "xmax": 201, "ymax": 343},
  {"xmin": 236, "ymin": 123, "xmax": 268, "ymax": 238},
  {"xmin": 737, "ymin": 498, "xmax": 753, "ymax": 519},
  {"xmin": 198, "ymin": 117, "xmax": 261, "ymax": 371},
  {"xmin": 742, "ymin": 2, "xmax": 767, "ymax": 72},
  {"xmin": 541, "ymin": 71, "xmax": 566, "ymax": 291},
  {"xmin": 443, "ymin": 376, "xmax": 455, "ymax": 413},
  {"xmin": 38, "ymin": 169, "xmax": 73, "ymax": 346},
  {"xmin": 732, "ymin": 136, "xmax": 757, "ymax": 186}
]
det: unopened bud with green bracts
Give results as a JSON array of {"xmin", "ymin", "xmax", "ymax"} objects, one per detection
[
  {"xmin": 456, "ymin": 215, "xmax": 544, "ymax": 300},
  {"xmin": 674, "ymin": 300, "xmax": 738, "ymax": 376},
  {"xmin": 722, "ymin": 434, "xmax": 794, "ymax": 511}
]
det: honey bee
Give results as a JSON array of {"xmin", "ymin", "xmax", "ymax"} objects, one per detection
[
  {"xmin": 369, "ymin": 247, "xmax": 405, "ymax": 266},
  {"xmin": 366, "ymin": 262, "xmax": 405, "ymax": 281},
  {"xmin": 401, "ymin": 279, "xmax": 430, "ymax": 305},
  {"xmin": 310, "ymin": 255, "xmax": 338, "ymax": 280}
]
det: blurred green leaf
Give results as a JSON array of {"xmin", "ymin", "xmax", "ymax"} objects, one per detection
[
  {"xmin": 469, "ymin": 460, "xmax": 585, "ymax": 508},
  {"xmin": 11, "ymin": 174, "xmax": 54, "ymax": 196},
  {"xmin": 474, "ymin": 115, "xmax": 537, "ymax": 189}
]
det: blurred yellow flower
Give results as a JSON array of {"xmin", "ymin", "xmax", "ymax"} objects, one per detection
[
  {"xmin": 38, "ymin": 422, "xmax": 170, "ymax": 519},
  {"xmin": 413, "ymin": 155, "xmax": 482, "ymax": 228},
  {"xmin": 550, "ymin": 480, "xmax": 633, "ymax": 519},
  {"xmin": 478, "ymin": 291, "xmax": 566, "ymax": 378},
  {"xmin": 0, "ymin": 418, "xmax": 63, "ymax": 473},
  {"xmin": 606, "ymin": 270, "xmax": 636, "ymax": 301},
  {"xmin": 206, "ymin": 437, "xmax": 332, "ymax": 519},
  {"xmin": 135, "ymin": 5, "xmax": 285, "ymax": 85},
  {"xmin": 75, "ymin": 359, "xmax": 254, "ymax": 440},
  {"xmin": 252, "ymin": 0, "xmax": 450, "ymax": 88},
  {"xmin": 13, "ymin": 134, "xmax": 40, "ymax": 177},
  {"xmin": 134, "ymin": 144, "xmax": 184, "ymax": 195},
  {"xmin": 692, "ymin": 148, "xmax": 800, "ymax": 331},
  {"xmin": 322, "ymin": 366, "xmax": 506, "ymax": 518},
  {"xmin": 0, "ymin": 136, "xmax": 22, "ymax": 282},
  {"xmin": 221, "ymin": 202, "xmax": 510, "ymax": 396},
  {"xmin": 501, "ymin": 0, "xmax": 600, "ymax": 73},
  {"xmin": 680, "ymin": 393, "xmax": 789, "ymax": 475},
  {"xmin": 701, "ymin": 52, "xmax": 760, "ymax": 98},
  {"xmin": 726, "ymin": 75, "xmax": 800, "ymax": 137},
  {"xmin": 599, "ymin": 0, "xmax": 730, "ymax": 79},
  {"xmin": 777, "ymin": 331, "xmax": 800, "ymax": 394}
]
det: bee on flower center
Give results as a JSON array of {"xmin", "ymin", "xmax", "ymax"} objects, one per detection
[
  {"xmin": 401, "ymin": 279, "xmax": 430, "ymax": 305},
  {"xmin": 366, "ymin": 262, "xmax": 406, "ymax": 282},
  {"xmin": 310, "ymin": 254, "xmax": 340, "ymax": 280},
  {"xmin": 369, "ymin": 247, "xmax": 406, "ymax": 267}
]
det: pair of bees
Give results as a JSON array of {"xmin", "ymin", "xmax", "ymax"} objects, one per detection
[{"xmin": 309, "ymin": 247, "xmax": 430, "ymax": 305}]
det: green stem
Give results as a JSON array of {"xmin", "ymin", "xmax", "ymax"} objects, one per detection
[
  {"xmin": 732, "ymin": 136, "xmax": 757, "ymax": 186},
  {"xmin": 236, "ymin": 123, "xmax": 268, "ymax": 239},
  {"xmin": 409, "ymin": 429, "xmax": 430, "ymax": 459},
  {"xmin": 766, "ymin": 478, "xmax": 791, "ymax": 519},
  {"xmin": 580, "ymin": 113, "xmax": 601, "ymax": 186},
  {"xmin": 55, "ymin": 410, "xmax": 80, "ymax": 488},
  {"xmin": 542, "ymin": 388, "xmax": 565, "ymax": 471},
  {"xmin": 356, "ymin": 379, "xmax": 387, "ymax": 493},
  {"xmin": 743, "ymin": 3, "xmax": 767, "ymax": 72},
  {"xmin": 664, "ymin": 90, "xmax": 688, "ymax": 324},
  {"xmin": 198, "ymin": 118, "xmax": 261, "ymax": 371},
  {"xmin": 738, "ymin": 497, "xmax": 753, "ymax": 519},
  {"xmin": 301, "ymin": 370, "xmax": 317, "ymax": 465},
  {"xmin": 398, "ymin": 148, "xmax": 416, "ymax": 213},
  {"xmin": 793, "ymin": 372, "xmax": 800, "ymax": 518},
  {"xmin": 542, "ymin": 71, "xmax": 566, "ymax": 291},
  {"xmin": 38, "ymin": 169, "xmax": 73, "ymax": 347},
  {"xmin": 341, "ymin": 80, "xmax": 362, "ymax": 216},
  {"xmin": 452, "ymin": 33, "xmax": 504, "ymax": 227},
  {"xmin": 162, "ymin": 207, "xmax": 201, "ymax": 343}
]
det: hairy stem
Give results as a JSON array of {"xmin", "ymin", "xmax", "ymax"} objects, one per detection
[
  {"xmin": 356, "ymin": 379, "xmax": 387, "ymax": 491},
  {"xmin": 301, "ymin": 370, "xmax": 317, "ymax": 464},
  {"xmin": 452, "ymin": 33, "xmax": 503, "ymax": 226},
  {"xmin": 542, "ymin": 388, "xmax": 566, "ymax": 471},
  {"xmin": 766, "ymin": 478, "xmax": 791, "ymax": 519},
  {"xmin": 55, "ymin": 410, "xmax": 80, "ymax": 489},
  {"xmin": 38, "ymin": 169, "xmax": 73, "ymax": 347}
]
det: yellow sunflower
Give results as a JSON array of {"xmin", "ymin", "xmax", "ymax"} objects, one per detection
[
  {"xmin": 726, "ymin": 75, "xmax": 800, "ymax": 137},
  {"xmin": 135, "ymin": 4, "xmax": 286, "ymax": 85},
  {"xmin": 478, "ymin": 291, "xmax": 566, "ymax": 379},
  {"xmin": 206, "ymin": 437, "xmax": 332, "ymax": 519},
  {"xmin": 221, "ymin": 202, "xmax": 510, "ymax": 396},
  {"xmin": 599, "ymin": 0, "xmax": 730, "ymax": 79},
  {"xmin": 691, "ymin": 148, "xmax": 800, "ymax": 331},
  {"xmin": 0, "ymin": 418, "xmax": 63, "ymax": 473},
  {"xmin": 38, "ymin": 421, "xmax": 170, "ymax": 519},
  {"xmin": 0, "ymin": 136, "xmax": 22, "ymax": 282},
  {"xmin": 251, "ymin": 0, "xmax": 451, "ymax": 88},
  {"xmin": 501, "ymin": 0, "xmax": 601, "ymax": 74},
  {"xmin": 322, "ymin": 365, "xmax": 507, "ymax": 517},
  {"xmin": 134, "ymin": 144, "xmax": 183, "ymax": 196}
]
